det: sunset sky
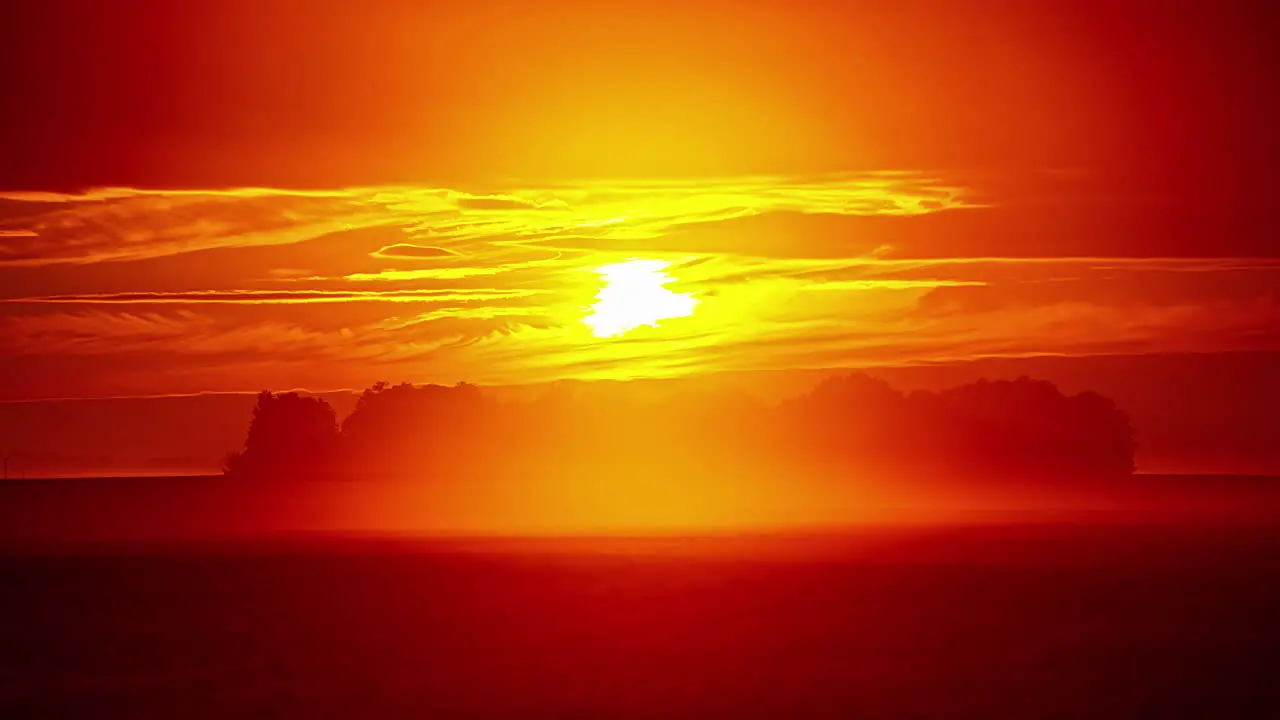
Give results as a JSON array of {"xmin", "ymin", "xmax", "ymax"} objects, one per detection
[{"xmin": 0, "ymin": 0, "xmax": 1277, "ymax": 473}]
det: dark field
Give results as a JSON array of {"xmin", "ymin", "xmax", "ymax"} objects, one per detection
[{"xmin": 3, "ymin": 524, "xmax": 1280, "ymax": 718}]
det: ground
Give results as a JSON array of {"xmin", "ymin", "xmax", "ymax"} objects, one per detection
[{"xmin": 2, "ymin": 523, "xmax": 1278, "ymax": 718}]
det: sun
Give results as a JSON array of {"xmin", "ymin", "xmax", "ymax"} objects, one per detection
[{"xmin": 583, "ymin": 259, "xmax": 699, "ymax": 338}]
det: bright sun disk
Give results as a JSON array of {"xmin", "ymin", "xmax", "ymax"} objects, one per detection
[{"xmin": 583, "ymin": 259, "xmax": 699, "ymax": 338}]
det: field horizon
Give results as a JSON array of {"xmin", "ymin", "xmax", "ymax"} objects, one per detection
[{"xmin": 3, "ymin": 472, "xmax": 1278, "ymax": 550}]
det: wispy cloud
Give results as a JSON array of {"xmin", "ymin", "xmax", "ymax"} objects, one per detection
[
  {"xmin": 2, "ymin": 172, "xmax": 1277, "ymax": 399},
  {"xmin": 3, "ymin": 310, "xmax": 218, "ymax": 355},
  {"xmin": 1, "ymin": 289, "xmax": 546, "ymax": 305},
  {"xmin": 0, "ymin": 192, "xmax": 384, "ymax": 266},
  {"xmin": 0, "ymin": 173, "xmax": 973, "ymax": 267},
  {"xmin": 369, "ymin": 243, "xmax": 459, "ymax": 259}
]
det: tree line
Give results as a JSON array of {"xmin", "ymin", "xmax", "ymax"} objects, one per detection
[{"xmin": 223, "ymin": 374, "xmax": 1136, "ymax": 484}]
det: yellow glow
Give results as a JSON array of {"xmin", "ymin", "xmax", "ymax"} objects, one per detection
[{"xmin": 583, "ymin": 259, "xmax": 699, "ymax": 338}]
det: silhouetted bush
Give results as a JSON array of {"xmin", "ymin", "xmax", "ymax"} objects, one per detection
[
  {"xmin": 778, "ymin": 376, "xmax": 1135, "ymax": 480},
  {"xmin": 223, "ymin": 391, "xmax": 340, "ymax": 480},
  {"xmin": 337, "ymin": 381, "xmax": 495, "ymax": 478},
  {"xmin": 224, "ymin": 375, "xmax": 1136, "ymax": 485}
]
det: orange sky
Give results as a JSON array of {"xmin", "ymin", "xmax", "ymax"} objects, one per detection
[{"xmin": 0, "ymin": 0, "xmax": 1276, "ymax": 417}]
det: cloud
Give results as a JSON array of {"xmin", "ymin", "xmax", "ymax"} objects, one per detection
[
  {"xmin": 371, "ymin": 306, "xmax": 543, "ymax": 331},
  {"xmin": 0, "ymin": 187, "xmax": 356, "ymax": 203},
  {"xmin": 0, "ymin": 190, "xmax": 384, "ymax": 266},
  {"xmin": 268, "ymin": 268, "xmax": 315, "ymax": 278},
  {"xmin": 369, "ymin": 243, "xmax": 459, "ymax": 259},
  {"xmin": 452, "ymin": 193, "xmax": 556, "ymax": 211},
  {"xmin": 3, "ymin": 171, "xmax": 1277, "ymax": 400},
  {"xmin": 440, "ymin": 293, "xmax": 1280, "ymax": 387},
  {"xmin": 0, "ymin": 289, "xmax": 546, "ymax": 304},
  {"xmin": 339, "ymin": 267, "xmax": 518, "ymax": 281},
  {"xmin": 0, "ymin": 173, "xmax": 973, "ymax": 267},
  {"xmin": 0, "ymin": 308, "xmax": 457, "ymax": 361},
  {"xmin": 2, "ymin": 310, "xmax": 217, "ymax": 355},
  {"xmin": 336, "ymin": 255, "xmax": 570, "ymax": 283},
  {"xmin": 5, "ymin": 271, "xmax": 1275, "ymax": 397}
]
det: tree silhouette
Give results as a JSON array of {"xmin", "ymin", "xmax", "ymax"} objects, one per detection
[
  {"xmin": 223, "ymin": 391, "xmax": 339, "ymax": 480},
  {"xmin": 223, "ymin": 375, "xmax": 1137, "ymax": 486},
  {"xmin": 337, "ymin": 382, "xmax": 493, "ymax": 478}
]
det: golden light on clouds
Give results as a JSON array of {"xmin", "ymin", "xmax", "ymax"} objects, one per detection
[{"xmin": 1, "ymin": 171, "xmax": 1276, "ymax": 402}]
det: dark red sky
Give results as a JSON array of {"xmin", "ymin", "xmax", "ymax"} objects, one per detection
[
  {"xmin": 0, "ymin": 0, "xmax": 1277, "ymax": 475},
  {"xmin": 1, "ymin": 0, "xmax": 1275, "ymax": 189}
]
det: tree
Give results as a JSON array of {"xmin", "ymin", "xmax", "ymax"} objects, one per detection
[{"xmin": 223, "ymin": 391, "xmax": 339, "ymax": 480}]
